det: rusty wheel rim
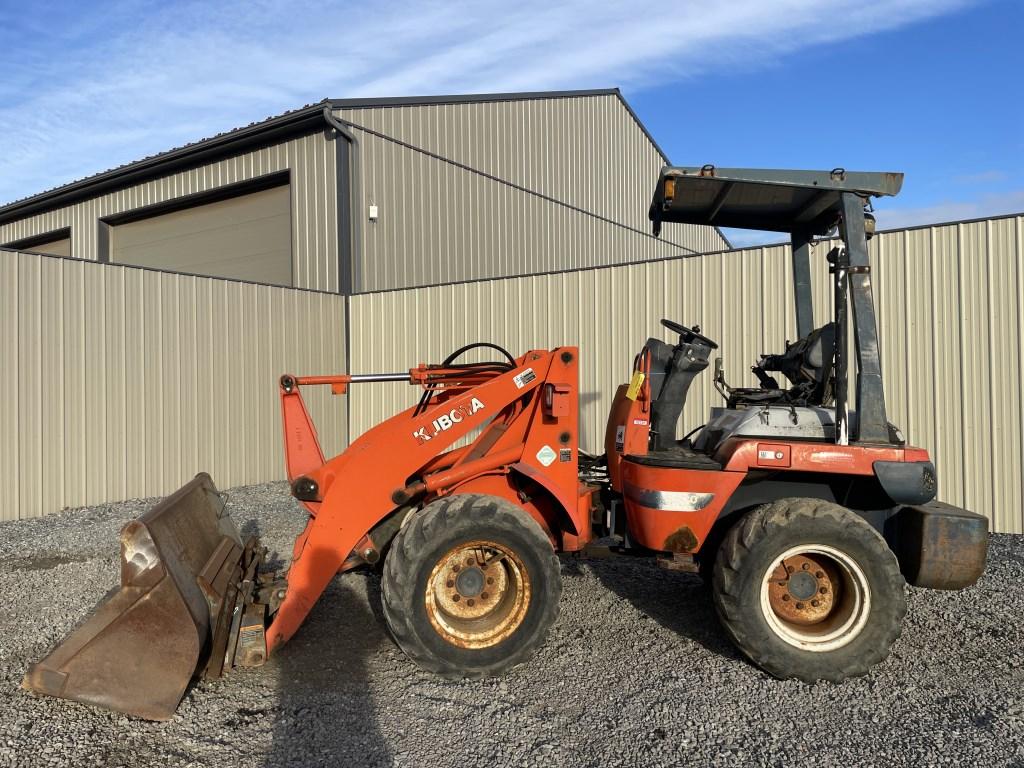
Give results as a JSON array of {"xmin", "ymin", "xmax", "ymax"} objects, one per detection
[
  {"xmin": 424, "ymin": 540, "xmax": 530, "ymax": 649},
  {"xmin": 759, "ymin": 544, "xmax": 870, "ymax": 652}
]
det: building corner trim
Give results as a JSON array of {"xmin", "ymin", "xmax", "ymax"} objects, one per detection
[{"xmin": 323, "ymin": 107, "xmax": 361, "ymax": 295}]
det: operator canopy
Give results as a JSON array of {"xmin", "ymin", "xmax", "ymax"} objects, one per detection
[{"xmin": 649, "ymin": 166, "xmax": 904, "ymax": 236}]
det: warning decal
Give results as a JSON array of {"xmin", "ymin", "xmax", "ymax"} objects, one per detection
[{"xmin": 513, "ymin": 368, "xmax": 537, "ymax": 389}]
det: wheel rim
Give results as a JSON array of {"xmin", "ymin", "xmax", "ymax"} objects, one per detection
[
  {"xmin": 759, "ymin": 544, "xmax": 871, "ymax": 652},
  {"xmin": 424, "ymin": 540, "xmax": 531, "ymax": 649}
]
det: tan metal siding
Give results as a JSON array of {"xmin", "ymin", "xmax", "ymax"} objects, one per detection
[
  {"xmin": 338, "ymin": 95, "xmax": 717, "ymax": 241},
  {"xmin": 350, "ymin": 127, "xmax": 697, "ymax": 291},
  {"xmin": 338, "ymin": 95, "xmax": 724, "ymax": 290},
  {"xmin": 348, "ymin": 215, "xmax": 1024, "ymax": 534},
  {"xmin": 0, "ymin": 250, "xmax": 346, "ymax": 521},
  {"xmin": 0, "ymin": 132, "xmax": 338, "ymax": 291},
  {"xmin": 1, "ymin": 95, "xmax": 726, "ymax": 297},
  {"xmin": 110, "ymin": 184, "xmax": 293, "ymax": 285}
]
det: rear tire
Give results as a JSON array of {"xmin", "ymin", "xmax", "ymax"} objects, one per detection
[
  {"xmin": 382, "ymin": 493, "xmax": 562, "ymax": 678},
  {"xmin": 712, "ymin": 498, "xmax": 906, "ymax": 682}
]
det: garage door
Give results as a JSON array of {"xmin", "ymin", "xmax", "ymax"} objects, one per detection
[
  {"xmin": 4, "ymin": 231, "xmax": 72, "ymax": 257},
  {"xmin": 29, "ymin": 235, "xmax": 72, "ymax": 257},
  {"xmin": 110, "ymin": 184, "xmax": 293, "ymax": 285}
]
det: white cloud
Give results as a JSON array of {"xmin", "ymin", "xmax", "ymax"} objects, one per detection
[{"xmin": 0, "ymin": 0, "xmax": 979, "ymax": 205}]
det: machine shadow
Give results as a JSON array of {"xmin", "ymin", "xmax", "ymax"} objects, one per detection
[
  {"xmin": 263, "ymin": 547, "xmax": 392, "ymax": 768},
  {"xmin": 567, "ymin": 554, "xmax": 743, "ymax": 663}
]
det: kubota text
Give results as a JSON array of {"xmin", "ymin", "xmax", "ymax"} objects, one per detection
[{"xmin": 413, "ymin": 397, "xmax": 486, "ymax": 443}]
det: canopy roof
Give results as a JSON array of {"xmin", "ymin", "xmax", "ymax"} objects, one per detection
[{"xmin": 649, "ymin": 166, "xmax": 903, "ymax": 236}]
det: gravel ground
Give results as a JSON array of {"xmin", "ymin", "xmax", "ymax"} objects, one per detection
[{"xmin": 1, "ymin": 482, "xmax": 1022, "ymax": 768}]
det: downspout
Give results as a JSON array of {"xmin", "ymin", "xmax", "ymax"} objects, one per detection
[
  {"xmin": 322, "ymin": 106, "xmax": 362, "ymax": 294},
  {"xmin": 323, "ymin": 106, "xmax": 362, "ymax": 449}
]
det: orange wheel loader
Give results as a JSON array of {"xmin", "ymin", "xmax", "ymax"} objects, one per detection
[{"xmin": 24, "ymin": 168, "xmax": 989, "ymax": 720}]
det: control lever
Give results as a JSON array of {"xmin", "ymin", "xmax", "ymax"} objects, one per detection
[{"xmin": 713, "ymin": 357, "xmax": 730, "ymax": 401}]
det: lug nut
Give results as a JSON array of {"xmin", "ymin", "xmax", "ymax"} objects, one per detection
[
  {"xmin": 467, "ymin": 557, "xmax": 474, "ymax": 565},
  {"xmin": 796, "ymin": 602, "xmax": 805, "ymax": 610},
  {"xmin": 446, "ymin": 580, "xmax": 454, "ymax": 588},
  {"xmin": 777, "ymin": 581, "xmax": 786, "ymax": 587},
  {"xmin": 481, "ymin": 592, "xmax": 489, "ymax": 600},
  {"xmin": 802, "ymin": 563, "xmax": 810, "ymax": 570},
  {"xmin": 467, "ymin": 599, "xmax": 475, "ymax": 607},
  {"xmin": 453, "ymin": 565, "xmax": 460, "ymax": 572},
  {"xmin": 452, "ymin": 594, "xmax": 460, "ymax": 602},
  {"xmin": 487, "ymin": 577, "xmax": 494, "ymax": 585},
  {"xmin": 782, "ymin": 594, "xmax": 790, "ymax": 602},
  {"xmin": 815, "ymin": 571, "xmax": 824, "ymax": 578},
  {"xmin": 786, "ymin": 565, "xmax": 795, "ymax": 573},
  {"xmin": 812, "ymin": 600, "xmax": 820, "ymax": 607},
  {"xmin": 819, "ymin": 587, "xmax": 828, "ymax": 594}
]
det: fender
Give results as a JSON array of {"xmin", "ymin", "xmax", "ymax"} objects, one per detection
[{"xmin": 511, "ymin": 462, "xmax": 580, "ymax": 535}]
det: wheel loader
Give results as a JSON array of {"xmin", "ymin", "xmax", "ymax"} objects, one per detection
[{"xmin": 24, "ymin": 167, "xmax": 989, "ymax": 720}]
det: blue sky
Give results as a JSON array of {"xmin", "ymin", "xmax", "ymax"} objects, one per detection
[{"xmin": 1, "ymin": 0, "xmax": 1021, "ymax": 244}]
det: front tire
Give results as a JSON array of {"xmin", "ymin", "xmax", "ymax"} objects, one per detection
[
  {"xmin": 382, "ymin": 494, "xmax": 562, "ymax": 678},
  {"xmin": 712, "ymin": 498, "xmax": 906, "ymax": 682}
]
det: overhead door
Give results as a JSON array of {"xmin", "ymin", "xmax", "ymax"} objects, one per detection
[
  {"xmin": 110, "ymin": 183, "xmax": 293, "ymax": 285},
  {"xmin": 28, "ymin": 235, "xmax": 72, "ymax": 257},
  {"xmin": 3, "ymin": 230, "xmax": 72, "ymax": 257}
]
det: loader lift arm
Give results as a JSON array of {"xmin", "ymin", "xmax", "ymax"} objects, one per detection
[{"xmin": 268, "ymin": 346, "xmax": 589, "ymax": 652}]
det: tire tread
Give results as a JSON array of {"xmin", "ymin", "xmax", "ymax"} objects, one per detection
[
  {"xmin": 712, "ymin": 498, "xmax": 906, "ymax": 682},
  {"xmin": 382, "ymin": 493, "xmax": 561, "ymax": 679}
]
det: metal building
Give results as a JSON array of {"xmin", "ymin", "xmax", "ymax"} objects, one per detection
[{"xmin": 0, "ymin": 89, "xmax": 726, "ymax": 294}]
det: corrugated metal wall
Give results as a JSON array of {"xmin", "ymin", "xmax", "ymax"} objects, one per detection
[
  {"xmin": 0, "ymin": 132, "xmax": 339, "ymax": 292},
  {"xmin": 348, "ymin": 214, "xmax": 1024, "ymax": 534},
  {"xmin": 4, "ymin": 215, "xmax": 1021, "ymax": 532},
  {"xmin": 338, "ymin": 94, "xmax": 724, "ymax": 291},
  {"xmin": 0, "ymin": 249, "xmax": 347, "ymax": 521}
]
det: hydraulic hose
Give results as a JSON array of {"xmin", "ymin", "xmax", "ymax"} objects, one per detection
[{"xmin": 413, "ymin": 342, "xmax": 517, "ymax": 416}]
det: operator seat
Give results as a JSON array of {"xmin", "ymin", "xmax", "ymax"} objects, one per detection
[{"xmin": 718, "ymin": 322, "xmax": 837, "ymax": 408}]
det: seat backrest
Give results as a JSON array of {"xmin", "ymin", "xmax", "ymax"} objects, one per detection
[{"xmin": 759, "ymin": 322, "xmax": 836, "ymax": 406}]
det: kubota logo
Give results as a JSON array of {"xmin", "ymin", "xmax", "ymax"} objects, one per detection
[{"xmin": 413, "ymin": 397, "xmax": 486, "ymax": 443}]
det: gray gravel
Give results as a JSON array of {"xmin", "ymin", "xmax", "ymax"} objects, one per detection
[{"xmin": 1, "ymin": 482, "xmax": 1022, "ymax": 768}]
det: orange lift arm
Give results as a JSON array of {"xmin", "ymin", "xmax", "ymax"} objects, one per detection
[{"xmin": 267, "ymin": 347, "xmax": 586, "ymax": 652}]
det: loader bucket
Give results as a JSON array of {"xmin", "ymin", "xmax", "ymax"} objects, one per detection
[{"xmin": 22, "ymin": 473, "xmax": 245, "ymax": 721}]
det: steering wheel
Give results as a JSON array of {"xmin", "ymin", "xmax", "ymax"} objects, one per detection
[{"xmin": 661, "ymin": 318, "xmax": 719, "ymax": 349}]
